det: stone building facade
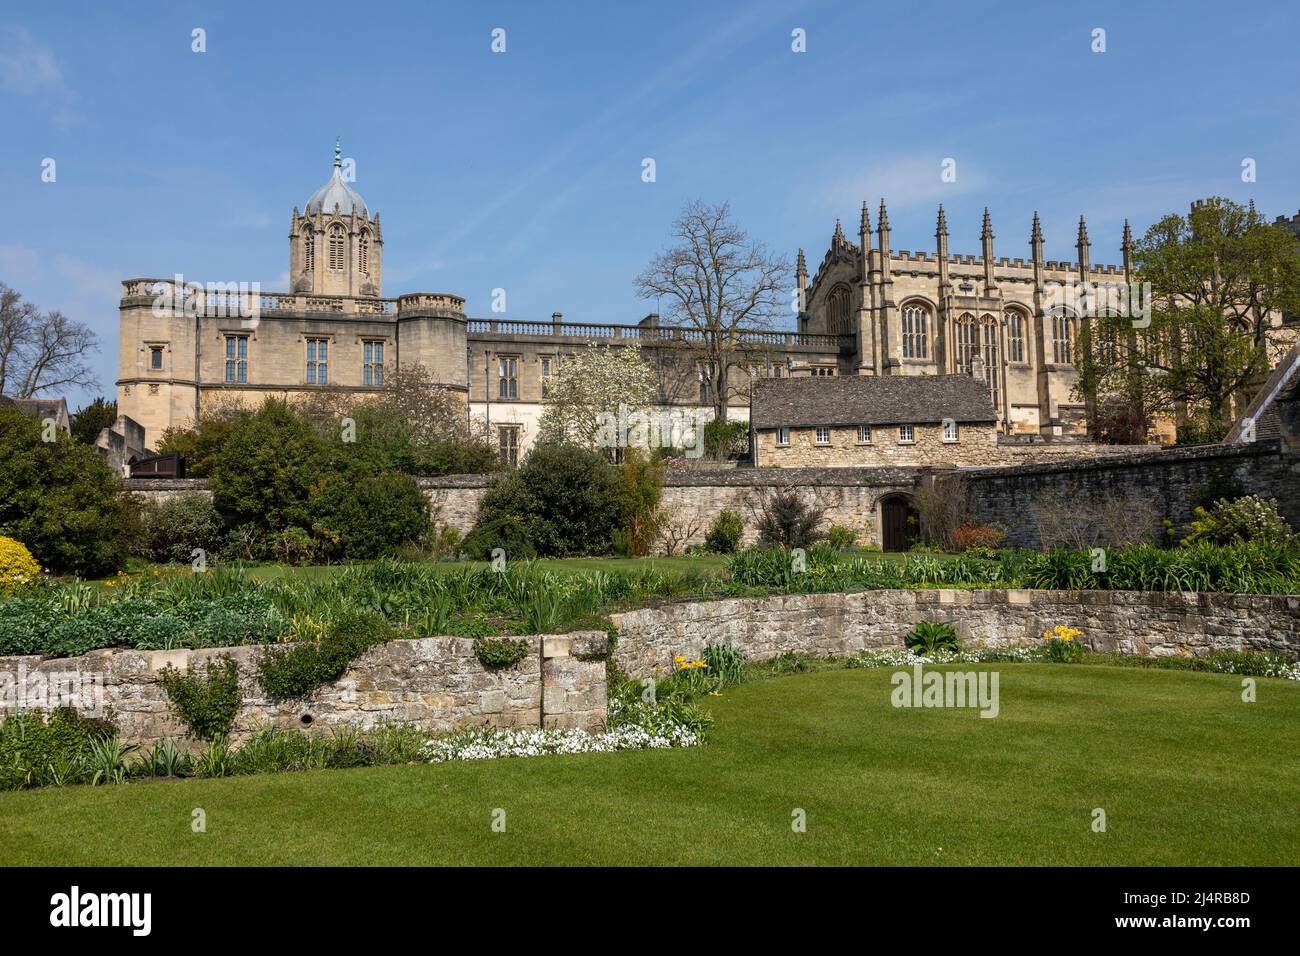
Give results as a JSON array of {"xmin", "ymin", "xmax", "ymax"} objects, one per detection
[
  {"xmin": 750, "ymin": 374, "xmax": 999, "ymax": 468},
  {"xmin": 117, "ymin": 148, "xmax": 1294, "ymax": 457}
]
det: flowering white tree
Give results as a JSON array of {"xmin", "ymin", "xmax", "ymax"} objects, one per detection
[{"xmin": 537, "ymin": 341, "xmax": 656, "ymax": 452}]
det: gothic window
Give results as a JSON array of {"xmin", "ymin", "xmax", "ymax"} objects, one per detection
[
  {"xmin": 956, "ymin": 313, "xmax": 999, "ymax": 409},
  {"xmin": 981, "ymin": 314, "xmax": 1000, "ymax": 409},
  {"xmin": 328, "ymin": 224, "xmax": 345, "ymax": 272},
  {"xmin": 902, "ymin": 303, "xmax": 930, "ymax": 359},
  {"xmin": 498, "ymin": 355, "xmax": 519, "ymax": 399},
  {"xmin": 149, "ymin": 346, "xmax": 164, "ymax": 370},
  {"xmin": 1052, "ymin": 313, "xmax": 1076, "ymax": 365},
  {"xmin": 306, "ymin": 337, "xmax": 328, "ymax": 385},
  {"xmin": 359, "ymin": 231, "xmax": 370, "ymax": 275},
  {"xmin": 827, "ymin": 285, "xmax": 852, "ymax": 335},
  {"xmin": 303, "ymin": 229, "xmax": 315, "ymax": 272},
  {"xmin": 1005, "ymin": 309, "xmax": 1026, "ymax": 363}
]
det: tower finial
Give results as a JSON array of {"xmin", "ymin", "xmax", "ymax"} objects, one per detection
[
  {"xmin": 936, "ymin": 204, "xmax": 948, "ymax": 237},
  {"xmin": 1077, "ymin": 213, "xmax": 1089, "ymax": 245},
  {"xmin": 334, "ymin": 136, "xmax": 341, "ymax": 169},
  {"xmin": 981, "ymin": 206, "xmax": 994, "ymax": 240},
  {"xmin": 1121, "ymin": 218, "xmax": 1133, "ymax": 250},
  {"xmin": 833, "ymin": 218, "xmax": 845, "ymax": 244},
  {"xmin": 877, "ymin": 198, "xmax": 890, "ymax": 231},
  {"xmin": 860, "ymin": 200, "xmax": 870, "ymax": 233},
  {"xmin": 1031, "ymin": 210, "xmax": 1043, "ymax": 244}
]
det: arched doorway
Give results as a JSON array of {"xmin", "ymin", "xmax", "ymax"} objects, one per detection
[{"xmin": 879, "ymin": 495, "xmax": 920, "ymax": 552}]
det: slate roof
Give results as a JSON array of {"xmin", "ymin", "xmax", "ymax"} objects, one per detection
[
  {"xmin": 1225, "ymin": 343, "xmax": 1300, "ymax": 443},
  {"xmin": 751, "ymin": 374, "xmax": 997, "ymax": 429}
]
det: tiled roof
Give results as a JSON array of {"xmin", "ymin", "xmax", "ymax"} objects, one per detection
[{"xmin": 751, "ymin": 374, "xmax": 997, "ymax": 429}]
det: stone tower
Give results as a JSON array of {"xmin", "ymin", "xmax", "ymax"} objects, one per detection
[{"xmin": 289, "ymin": 140, "xmax": 384, "ymax": 297}]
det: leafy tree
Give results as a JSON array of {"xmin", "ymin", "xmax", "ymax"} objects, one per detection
[
  {"xmin": 617, "ymin": 448, "xmax": 663, "ymax": 557},
  {"xmin": 208, "ymin": 399, "xmax": 324, "ymax": 535},
  {"xmin": 636, "ymin": 201, "xmax": 790, "ymax": 423},
  {"xmin": 536, "ymin": 341, "xmax": 656, "ymax": 453},
  {"xmin": 156, "ymin": 400, "xmax": 252, "ymax": 477},
  {"xmin": 1076, "ymin": 198, "xmax": 1300, "ymax": 432},
  {"xmin": 70, "ymin": 398, "xmax": 118, "ymax": 445},
  {"xmin": 0, "ymin": 405, "xmax": 139, "ymax": 576}
]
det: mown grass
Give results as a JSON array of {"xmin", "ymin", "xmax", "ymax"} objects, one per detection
[{"xmin": 2, "ymin": 664, "xmax": 1295, "ymax": 866}]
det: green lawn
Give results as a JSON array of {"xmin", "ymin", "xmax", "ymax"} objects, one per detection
[{"xmin": 4, "ymin": 664, "xmax": 1295, "ymax": 866}]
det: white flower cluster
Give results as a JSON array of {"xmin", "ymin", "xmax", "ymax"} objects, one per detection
[
  {"xmin": 847, "ymin": 646, "xmax": 1040, "ymax": 668},
  {"xmin": 420, "ymin": 712, "xmax": 702, "ymax": 763}
]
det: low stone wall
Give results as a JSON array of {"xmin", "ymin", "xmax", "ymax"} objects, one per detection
[
  {"xmin": 0, "ymin": 631, "xmax": 607, "ymax": 747},
  {"xmin": 609, "ymin": 589, "xmax": 1300, "ymax": 677}
]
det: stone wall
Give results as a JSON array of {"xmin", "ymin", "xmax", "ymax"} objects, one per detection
[
  {"xmin": 964, "ymin": 440, "xmax": 1300, "ymax": 547},
  {"xmin": 126, "ymin": 437, "xmax": 1298, "ymax": 552},
  {"xmin": 609, "ymin": 588, "xmax": 1300, "ymax": 677},
  {"xmin": 0, "ymin": 631, "xmax": 607, "ymax": 747}
]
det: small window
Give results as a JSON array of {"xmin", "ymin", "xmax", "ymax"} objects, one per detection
[
  {"xmin": 149, "ymin": 346, "xmax": 164, "ymax": 370},
  {"xmin": 776, "ymin": 426, "xmax": 790, "ymax": 446},
  {"xmin": 857, "ymin": 425, "xmax": 871, "ymax": 444},
  {"xmin": 224, "ymin": 335, "xmax": 248, "ymax": 384},
  {"xmin": 498, "ymin": 425, "xmax": 520, "ymax": 467},
  {"xmin": 899, "ymin": 424, "xmax": 915, "ymax": 443},
  {"xmin": 364, "ymin": 340, "xmax": 385, "ymax": 386},
  {"xmin": 306, "ymin": 338, "xmax": 328, "ymax": 385},
  {"xmin": 943, "ymin": 420, "xmax": 959, "ymax": 442},
  {"xmin": 541, "ymin": 354, "xmax": 562, "ymax": 396},
  {"xmin": 815, "ymin": 426, "xmax": 831, "ymax": 445}
]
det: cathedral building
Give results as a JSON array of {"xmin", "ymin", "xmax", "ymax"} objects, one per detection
[{"xmin": 117, "ymin": 148, "xmax": 1289, "ymax": 462}]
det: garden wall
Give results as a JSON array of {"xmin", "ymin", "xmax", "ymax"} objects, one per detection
[
  {"xmin": 964, "ymin": 440, "xmax": 1299, "ymax": 548},
  {"xmin": 0, "ymin": 631, "xmax": 607, "ymax": 747},
  {"xmin": 609, "ymin": 588, "xmax": 1300, "ymax": 676}
]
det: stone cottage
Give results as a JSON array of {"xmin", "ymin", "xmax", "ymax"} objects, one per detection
[{"xmin": 750, "ymin": 373, "xmax": 999, "ymax": 467}]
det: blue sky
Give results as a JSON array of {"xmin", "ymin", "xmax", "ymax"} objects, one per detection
[{"xmin": 3, "ymin": 0, "xmax": 1298, "ymax": 408}]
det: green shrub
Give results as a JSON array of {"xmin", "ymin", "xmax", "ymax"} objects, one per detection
[
  {"xmin": 139, "ymin": 492, "xmax": 225, "ymax": 564},
  {"xmin": 826, "ymin": 524, "xmax": 858, "ymax": 550},
  {"xmin": 310, "ymin": 470, "xmax": 433, "ymax": 560},
  {"xmin": 905, "ymin": 620, "xmax": 962, "ymax": 654},
  {"xmin": 1181, "ymin": 495, "xmax": 1294, "ymax": 548},
  {"xmin": 0, "ymin": 708, "xmax": 114, "ymax": 790},
  {"xmin": 69, "ymin": 397, "xmax": 118, "ymax": 446},
  {"xmin": 704, "ymin": 419, "xmax": 749, "ymax": 460},
  {"xmin": 754, "ymin": 488, "xmax": 825, "ymax": 550},
  {"xmin": 704, "ymin": 510, "xmax": 744, "ymax": 554},
  {"xmin": 474, "ymin": 636, "xmax": 529, "ymax": 669},
  {"xmin": 0, "ymin": 405, "xmax": 140, "ymax": 577},
  {"xmin": 84, "ymin": 736, "xmax": 138, "ymax": 785},
  {"xmin": 158, "ymin": 655, "xmax": 241, "ymax": 740},
  {"xmin": 468, "ymin": 443, "xmax": 623, "ymax": 557},
  {"xmin": 258, "ymin": 611, "xmax": 394, "ymax": 699}
]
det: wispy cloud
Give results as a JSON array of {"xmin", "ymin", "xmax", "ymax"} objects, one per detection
[
  {"xmin": 819, "ymin": 154, "xmax": 989, "ymax": 215},
  {"xmin": 0, "ymin": 26, "xmax": 79, "ymax": 128}
]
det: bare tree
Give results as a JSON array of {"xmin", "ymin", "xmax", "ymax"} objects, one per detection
[
  {"xmin": 0, "ymin": 283, "xmax": 99, "ymax": 397},
  {"xmin": 635, "ymin": 201, "xmax": 791, "ymax": 423}
]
